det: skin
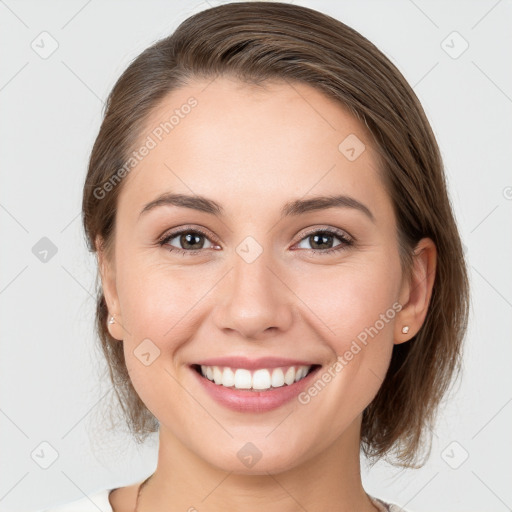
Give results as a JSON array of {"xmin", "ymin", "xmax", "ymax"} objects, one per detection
[{"xmin": 99, "ymin": 76, "xmax": 436, "ymax": 512}]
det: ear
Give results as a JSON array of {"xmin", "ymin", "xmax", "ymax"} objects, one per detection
[
  {"xmin": 95, "ymin": 235, "xmax": 124, "ymax": 341},
  {"xmin": 395, "ymin": 237, "xmax": 437, "ymax": 344}
]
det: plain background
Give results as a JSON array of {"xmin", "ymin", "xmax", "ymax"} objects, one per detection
[{"xmin": 0, "ymin": 0, "xmax": 511, "ymax": 511}]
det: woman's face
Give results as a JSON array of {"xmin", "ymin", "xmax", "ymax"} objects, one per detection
[{"xmin": 101, "ymin": 76, "xmax": 412, "ymax": 474}]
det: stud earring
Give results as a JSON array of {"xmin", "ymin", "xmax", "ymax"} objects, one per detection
[
  {"xmin": 108, "ymin": 315, "xmax": 115, "ymax": 325},
  {"xmin": 401, "ymin": 325, "xmax": 409, "ymax": 334}
]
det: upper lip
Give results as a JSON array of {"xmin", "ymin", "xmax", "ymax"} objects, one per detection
[{"xmin": 192, "ymin": 356, "xmax": 320, "ymax": 370}]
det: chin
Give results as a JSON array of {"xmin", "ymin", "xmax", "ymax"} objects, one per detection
[{"xmin": 197, "ymin": 439, "xmax": 311, "ymax": 476}]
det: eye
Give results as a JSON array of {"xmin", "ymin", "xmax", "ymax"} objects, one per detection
[
  {"xmin": 158, "ymin": 226, "xmax": 354, "ymax": 256},
  {"xmin": 158, "ymin": 227, "xmax": 216, "ymax": 255},
  {"xmin": 294, "ymin": 228, "xmax": 354, "ymax": 255}
]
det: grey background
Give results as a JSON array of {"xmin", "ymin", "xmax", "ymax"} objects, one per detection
[{"xmin": 1, "ymin": 0, "xmax": 511, "ymax": 511}]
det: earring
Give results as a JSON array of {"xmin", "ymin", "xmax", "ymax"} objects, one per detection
[
  {"xmin": 401, "ymin": 325, "xmax": 409, "ymax": 334},
  {"xmin": 108, "ymin": 315, "xmax": 115, "ymax": 325}
]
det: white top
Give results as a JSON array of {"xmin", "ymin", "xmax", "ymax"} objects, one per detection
[{"xmin": 38, "ymin": 489, "xmax": 410, "ymax": 512}]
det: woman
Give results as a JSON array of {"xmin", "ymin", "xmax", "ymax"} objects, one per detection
[{"xmin": 42, "ymin": 1, "xmax": 469, "ymax": 510}]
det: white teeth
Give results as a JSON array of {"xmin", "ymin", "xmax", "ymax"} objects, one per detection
[
  {"xmin": 234, "ymin": 369, "xmax": 252, "ymax": 389},
  {"xmin": 222, "ymin": 367, "xmax": 235, "ymax": 387},
  {"xmin": 295, "ymin": 366, "xmax": 306, "ymax": 382},
  {"xmin": 199, "ymin": 364, "xmax": 312, "ymax": 391},
  {"xmin": 252, "ymin": 369, "xmax": 271, "ymax": 390},
  {"xmin": 271, "ymin": 368, "xmax": 285, "ymax": 387},
  {"xmin": 284, "ymin": 367, "xmax": 295, "ymax": 385},
  {"xmin": 213, "ymin": 366, "xmax": 223, "ymax": 385}
]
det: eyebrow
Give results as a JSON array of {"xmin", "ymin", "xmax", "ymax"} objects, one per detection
[{"xmin": 139, "ymin": 192, "xmax": 375, "ymax": 223}]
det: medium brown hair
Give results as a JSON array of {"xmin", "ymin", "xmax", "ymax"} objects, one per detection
[{"xmin": 82, "ymin": 1, "xmax": 470, "ymax": 468}]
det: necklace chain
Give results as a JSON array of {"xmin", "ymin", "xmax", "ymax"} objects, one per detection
[{"xmin": 134, "ymin": 473, "xmax": 381, "ymax": 512}]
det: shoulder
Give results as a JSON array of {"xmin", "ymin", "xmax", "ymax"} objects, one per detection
[
  {"xmin": 36, "ymin": 488, "xmax": 114, "ymax": 512},
  {"xmin": 369, "ymin": 494, "xmax": 414, "ymax": 512}
]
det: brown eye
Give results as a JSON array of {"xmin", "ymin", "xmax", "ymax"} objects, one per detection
[
  {"xmin": 159, "ymin": 229, "xmax": 215, "ymax": 254},
  {"xmin": 295, "ymin": 229, "xmax": 353, "ymax": 254}
]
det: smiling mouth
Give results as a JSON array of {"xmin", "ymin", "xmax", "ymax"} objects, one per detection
[{"xmin": 191, "ymin": 363, "xmax": 322, "ymax": 392}]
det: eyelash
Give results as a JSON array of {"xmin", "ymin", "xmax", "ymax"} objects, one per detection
[{"xmin": 157, "ymin": 226, "xmax": 354, "ymax": 256}]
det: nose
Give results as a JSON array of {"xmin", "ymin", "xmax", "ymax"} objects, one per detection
[{"xmin": 212, "ymin": 246, "xmax": 294, "ymax": 340}]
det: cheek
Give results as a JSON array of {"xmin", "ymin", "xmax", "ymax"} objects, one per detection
[
  {"xmin": 115, "ymin": 262, "xmax": 198, "ymax": 422},
  {"xmin": 116, "ymin": 252, "xmax": 200, "ymax": 341},
  {"xmin": 292, "ymin": 257, "xmax": 400, "ymax": 350},
  {"xmin": 113, "ymin": 253, "xmax": 197, "ymax": 396},
  {"xmin": 289, "ymin": 257, "xmax": 400, "ymax": 406}
]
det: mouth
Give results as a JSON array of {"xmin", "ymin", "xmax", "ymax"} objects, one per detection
[{"xmin": 190, "ymin": 363, "xmax": 322, "ymax": 392}]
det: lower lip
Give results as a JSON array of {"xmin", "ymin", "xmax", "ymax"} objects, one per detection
[{"xmin": 190, "ymin": 365, "xmax": 321, "ymax": 413}]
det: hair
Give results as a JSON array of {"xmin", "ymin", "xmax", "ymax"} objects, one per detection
[{"xmin": 82, "ymin": 1, "xmax": 470, "ymax": 468}]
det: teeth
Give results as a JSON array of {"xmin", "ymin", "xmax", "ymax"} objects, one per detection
[
  {"xmin": 284, "ymin": 367, "xmax": 295, "ymax": 385},
  {"xmin": 213, "ymin": 366, "xmax": 223, "ymax": 385},
  {"xmin": 221, "ymin": 367, "xmax": 235, "ymax": 387},
  {"xmin": 234, "ymin": 369, "xmax": 252, "ymax": 389},
  {"xmin": 199, "ymin": 364, "xmax": 312, "ymax": 391},
  {"xmin": 271, "ymin": 368, "xmax": 285, "ymax": 387},
  {"xmin": 252, "ymin": 369, "xmax": 271, "ymax": 390}
]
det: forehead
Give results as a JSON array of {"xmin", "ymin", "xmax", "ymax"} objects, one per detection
[{"xmin": 118, "ymin": 76, "xmax": 392, "ymax": 226}]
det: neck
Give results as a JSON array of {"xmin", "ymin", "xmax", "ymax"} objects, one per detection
[{"xmin": 138, "ymin": 415, "xmax": 378, "ymax": 512}]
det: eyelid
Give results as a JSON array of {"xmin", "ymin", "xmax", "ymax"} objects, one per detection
[
  {"xmin": 157, "ymin": 225, "xmax": 219, "ymax": 246},
  {"xmin": 157, "ymin": 224, "xmax": 355, "ymax": 254},
  {"xmin": 296, "ymin": 225, "xmax": 354, "ymax": 243}
]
